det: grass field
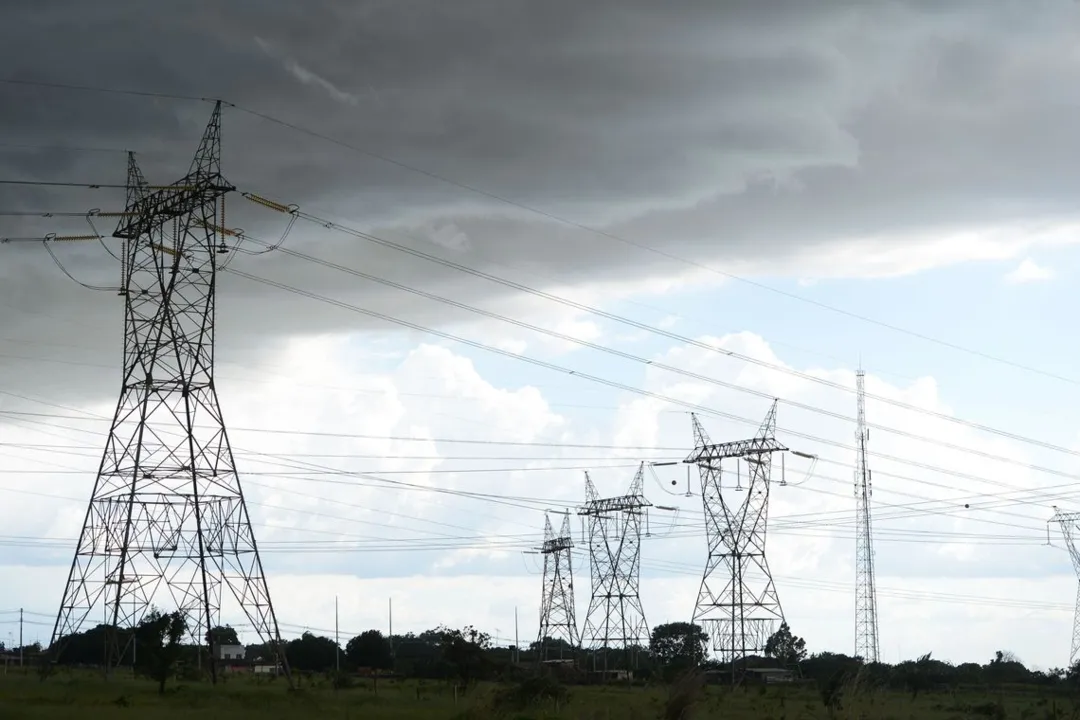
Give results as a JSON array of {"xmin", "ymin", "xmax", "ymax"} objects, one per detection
[{"xmin": 0, "ymin": 669, "xmax": 1077, "ymax": 719}]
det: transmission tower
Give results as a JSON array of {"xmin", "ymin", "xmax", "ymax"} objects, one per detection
[
  {"xmin": 1050, "ymin": 508, "xmax": 1080, "ymax": 667},
  {"xmin": 686, "ymin": 401, "xmax": 787, "ymax": 680},
  {"xmin": 47, "ymin": 103, "xmax": 290, "ymax": 682},
  {"xmin": 536, "ymin": 511, "xmax": 579, "ymax": 662},
  {"xmin": 579, "ymin": 464, "xmax": 651, "ymax": 672},
  {"xmin": 854, "ymin": 368, "xmax": 881, "ymax": 663}
]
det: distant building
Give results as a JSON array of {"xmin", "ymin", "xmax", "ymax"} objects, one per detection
[
  {"xmin": 217, "ymin": 644, "xmax": 246, "ymax": 662},
  {"xmin": 744, "ymin": 667, "xmax": 794, "ymax": 684},
  {"xmin": 703, "ymin": 667, "xmax": 795, "ymax": 685},
  {"xmin": 587, "ymin": 669, "xmax": 632, "ymax": 683},
  {"xmin": 252, "ymin": 663, "xmax": 283, "ymax": 675}
]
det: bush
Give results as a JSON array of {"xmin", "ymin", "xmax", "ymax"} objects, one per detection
[
  {"xmin": 491, "ymin": 673, "xmax": 569, "ymax": 712},
  {"xmin": 663, "ymin": 671, "xmax": 705, "ymax": 720},
  {"xmin": 331, "ymin": 671, "xmax": 354, "ymax": 690}
]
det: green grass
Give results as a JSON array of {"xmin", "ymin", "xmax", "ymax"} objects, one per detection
[{"xmin": 0, "ymin": 669, "xmax": 1077, "ymax": 719}]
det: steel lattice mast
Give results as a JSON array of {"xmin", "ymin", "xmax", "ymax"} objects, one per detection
[
  {"xmin": 579, "ymin": 464, "xmax": 651, "ymax": 671},
  {"xmin": 854, "ymin": 368, "xmax": 881, "ymax": 663},
  {"xmin": 686, "ymin": 401, "xmax": 787, "ymax": 679},
  {"xmin": 48, "ymin": 102, "xmax": 290, "ymax": 683},
  {"xmin": 536, "ymin": 511, "xmax": 580, "ymax": 661},
  {"xmin": 1050, "ymin": 508, "xmax": 1080, "ymax": 667}
]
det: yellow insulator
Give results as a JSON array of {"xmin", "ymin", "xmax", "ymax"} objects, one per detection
[
  {"xmin": 243, "ymin": 192, "xmax": 290, "ymax": 214},
  {"xmin": 52, "ymin": 234, "xmax": 103, "ymax": 242},
  {"xmin": 150, "ymin": 243, "xmax": 179, "ymax": 257},
  {"xmin": 195, "ymin": 220, "xmax": 242, "ymax": 237}
]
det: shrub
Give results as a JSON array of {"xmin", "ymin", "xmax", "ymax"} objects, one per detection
[{"xmin": 491, "ymin": 673, "xmax": 569, "ymax": 712}]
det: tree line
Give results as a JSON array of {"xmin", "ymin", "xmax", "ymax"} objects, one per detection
[{"xmin": 36, "ymin": 614, "xmax": 1080, "ymax": 695}]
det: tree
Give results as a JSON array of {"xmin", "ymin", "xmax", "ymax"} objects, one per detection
[
  {"xmin": 437, "ymin": 625, "xmax": 491, "ymax": 688},
  {"xmin": 134, "ymin": 609, "xmax": 188, "ymax": 694},
  {"xmin": 987, "ymin": 650, "xmax": 1030, "ymax": 687},
  {"xmin": 530, "ymin": 636, "xmax": 574, "ymax": 660},
  {"xmin": 209, "ymin": 625, "xmax": 240, "ymax": 646},
  {"xmin": 1065, "ymin": 659, "xmax": 1080, "ymax": 690},
  {"xmin": 649, "ymin": 622, "xmax": 707, "ymax": 673},
  {"xmin": 346, "ymin": 630, "xmax": 393, "ymax": 671},
  {"xmin": 764, "ymin": 622, "xmax": 806, "ymax": 667},
  {"xmin": 285, "ymin": 632, "xmax": 339, "ymax": 672}
]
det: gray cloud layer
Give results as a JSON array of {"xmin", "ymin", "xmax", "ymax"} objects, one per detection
[{"xmin": 2, "ymin": 0, "xmax": 1079, "ymax": 403}]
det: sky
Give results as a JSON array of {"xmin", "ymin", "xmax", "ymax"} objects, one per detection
[{"xmin": 2, "ymin": 0, "xmax": 1080, "ymax": 669}]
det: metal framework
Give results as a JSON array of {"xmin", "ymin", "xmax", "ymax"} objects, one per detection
[
  {"xmin": 1051, "ymin": 508, "xmax": 1080, "ymax": 667},
  {"xmin": 854, "ymin": 368, "xmax": 881, "ymax": 663},
  {"xmin": 48, "ymin": 103, "xmax": 290, "ymax": 682},
  {"xmin": 686, "ymin": 401, "xmax": 787, "ymax": 675},
  {"xmin": 578, "ymin": 464, "xmax": 651, "ymax": 670},
  {"xmin": 536, "ymin": 511, "xmax": 580, "ymax": 661}
]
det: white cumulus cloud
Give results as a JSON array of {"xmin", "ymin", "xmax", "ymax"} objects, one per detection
[
  {"xmin": 0, "ymin": 330, "xmax": 1075, "ymax": 668},
  {"xmin": 1005, "ymin": 257, "xmax": 1055, "ymax": 285}
]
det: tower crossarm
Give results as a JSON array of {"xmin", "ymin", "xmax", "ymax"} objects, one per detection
[
  {"xmin": 541, "ymin": 536, "xmax": 574, "ymax": 554},
  {"xmin": 113, "ymin": 173, "xmax": 234, "ymax": 240},
  {"xmin": 578, "ymin": 493, "xmax": 652, "ymax": 516},
  {"xmin": 685, "ymin": 436, "xmax": 787, "ymax": 464}
]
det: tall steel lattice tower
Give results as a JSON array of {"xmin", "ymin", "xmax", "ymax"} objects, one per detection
[
  {"xmin": 536, "ymin": 511, "xmax": 580, "ymax": 661},
  {"xmin": 686, "ymin": 401, "xmax": 787, "ymax": 678},
  {"xmin": 578, "ymin": 464, "xmax": 651, "ymax": 670},
  {"xmin": 1050, "ymin": 508, "xmax": 1080, "ymax": 667},
  {"xmin": 854, "ymin": 368, "xmax": 881, "ymax": 663},
  {"xmin": 49, "ymin": 103, "xmax": 289, "ymax": 682}
]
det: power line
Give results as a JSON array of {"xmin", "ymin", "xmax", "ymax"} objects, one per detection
[
  {"xmin": 219, "ymin": 266, "xmax": 1080, "ymax": 504},
  {"xmin": 222, "ymin": 113, "xmax": 1080, "ymax": 386},
  {"xmin": 2, "ymin": 298, "xmax": 1079, "ymax": 522},
  {"xmin": 0, "ymin": 414, "xmax": 686, "ymax": 452},
  {"xmin": 0, "ymin": 463, "xmax": 640, "ymax": 476},
  {"xmin": 3, "ymin": 382, "xmax": 1075, "ymax": 537},
  {"xmin": 236, "ymin": 198, "xmax": 1080, "ymax": 460},
  {"xmin": 232, "ymin": 223, "xmax": 1080, "ymax": 476},
  {"xmin": 2, "ymin": 74, "xmax": 1071, "ymax": 384},
  {"xmin": 0, "ymin": 78, "xmax": 218, "ymax": 104},
  {"xmin": 0, "ymin": 180, "xmax": 139, "ymax": 190},
  {"xmin": 6, "ymin": 199, "xmax": 1075, "ymax": 463},
  {"xmin": 4, "ymin": 393, "xmax": 1055, "ymax": 544}
]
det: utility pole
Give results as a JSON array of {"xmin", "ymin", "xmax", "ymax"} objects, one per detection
[
  {"xmin": 686, "ymin": 401, "xmax": 787, "ymax": 685},
  {"xmin": 18, "ymin": 609, "xmax": 22, "ymax": 668},
  {"xmin": 854, "ymin": 368, "xmax": 881, "ymax": 663},
  {"xmin": 40, "ymin": 103, "xmax": 291, "ymax": 685},
  {"xmin": 335, "ymin": 596, "xmax": 340, "ymax": 673},
  {"xmin": 514, "ymin": 607, "xmax": 519, "ymax": 665},
  {"xmin": 536, "ymin": 511, "xmax": 580, "ymax": 663},
  {"xmin": 579, "ymin": 465, "xmax": 651, "ymax": 674}
]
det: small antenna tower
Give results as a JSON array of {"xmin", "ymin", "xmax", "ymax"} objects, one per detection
[
  {"xmin": 536, "ymin": 511, "xmax": 579, "ymax": 662},
  {"xmin": 854, "ymin": 367, "xmax": 881, "ymax": 663},
  {"xmin": 686, "ymin": 401, "xmax": 787, "ymax": 684},
  {"xmin": 579, "ymin": 464, "xmax": 651, "ymax": 672}
]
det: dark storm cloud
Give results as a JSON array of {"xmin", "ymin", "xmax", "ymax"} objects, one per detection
[{"xmin": 1, "ymin": 0, "xmax": 1079, "ymax": 404}]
